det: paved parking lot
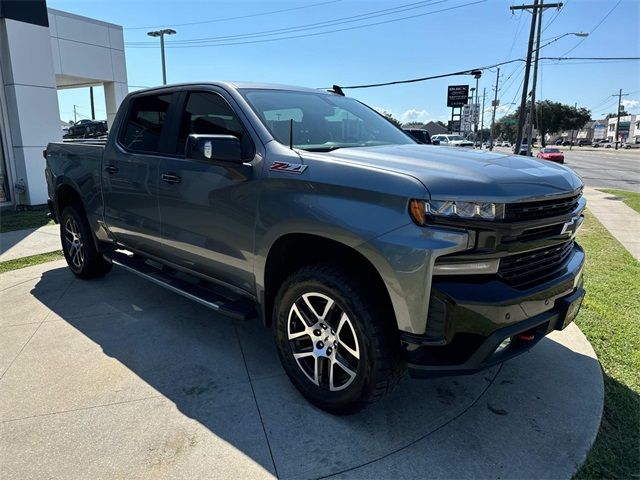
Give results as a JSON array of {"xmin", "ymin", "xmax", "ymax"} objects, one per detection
[{"xmin": 1, "ymin": 261, "xmax": 604, "ymax": 479}]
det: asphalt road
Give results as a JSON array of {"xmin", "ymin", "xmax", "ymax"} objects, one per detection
[{"xmin": 494, "ymin": 146, "xmax": 640, "ymax": 192}]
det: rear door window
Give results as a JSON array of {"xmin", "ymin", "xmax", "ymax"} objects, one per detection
[{"xmin": 120, "ymin": 93, "xmax": 173, "ymax": 154}]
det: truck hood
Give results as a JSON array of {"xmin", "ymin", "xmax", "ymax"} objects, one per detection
[{"xmin": 311, "ymin": 144, "xmax": 582, "ymax": 201}]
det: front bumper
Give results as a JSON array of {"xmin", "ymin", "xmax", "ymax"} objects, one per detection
[{"xmin": 402, "ymin": 243, "xmax": 585, "ymax": 377}]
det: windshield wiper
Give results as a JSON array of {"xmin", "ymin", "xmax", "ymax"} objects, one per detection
[{"xmin": 301, "ymin": 146, "xmax": 344, "ymax": 152}]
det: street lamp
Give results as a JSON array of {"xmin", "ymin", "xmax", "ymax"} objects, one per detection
[
  {"xmin": 536, "ymin": 32, "xmax": 589, "ymax": 52},
  {"xmin": 147, "ymin": 28, "xmax": 176, "ymax": 85}
]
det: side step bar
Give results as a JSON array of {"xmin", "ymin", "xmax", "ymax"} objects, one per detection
[{"xmin": 107, "ymin": 251, "xmax": 256, "ymax": 321}]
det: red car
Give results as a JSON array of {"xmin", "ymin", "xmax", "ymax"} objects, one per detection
[{"xmin": 536, "ymin": 147, "xmax": 564, "ymax": 164}]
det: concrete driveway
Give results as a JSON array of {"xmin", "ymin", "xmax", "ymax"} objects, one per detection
[{"xmin": 0, "ymin": 261, "xmax": 603, "ymax": 479}]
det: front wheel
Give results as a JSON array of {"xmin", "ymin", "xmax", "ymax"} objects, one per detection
[
  {"xmin": 273, "ymin": 264, "xmax": 403, "ymax": 414},
  {"xmin": 60, "ymin": 204, "xmax": 112, "ymax": 279}
]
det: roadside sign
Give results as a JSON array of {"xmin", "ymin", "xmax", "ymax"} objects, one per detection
[
  {"xmin": 448, "ymin": 120, "xmax": 460, "ymax": 132},
  {"xmin": 462, "ymin": 104, "xmax": 480, "ymax": 124},
  {"xmin": 447, "ymin": 85, "xmax": 469, "ymax": 107},
  {"xmin": 491, "ymin": 100, "xmax": 500, "ymax": 107}
]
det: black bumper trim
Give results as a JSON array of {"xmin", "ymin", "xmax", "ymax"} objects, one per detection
[{"xmin": 405, "ymin": 287, "xmax": 585, "ymax": 378}]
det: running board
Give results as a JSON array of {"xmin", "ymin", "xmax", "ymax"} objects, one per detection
[{"xmin": 107, "ymin": 251, "xmax": 256, "ymax": 321}]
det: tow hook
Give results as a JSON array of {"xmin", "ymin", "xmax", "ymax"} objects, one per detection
[{"xmin": 514, "ymin": 329, "xmax": 536, "ymax": 342}]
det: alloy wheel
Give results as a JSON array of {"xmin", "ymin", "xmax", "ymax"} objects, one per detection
[
  {"xmin": 64, "ymin": 216, "xmax": 85, "ymax": 270},
  {"xmin": 287, "ymin": 292, "xmax": 360, "ymax": 391}
]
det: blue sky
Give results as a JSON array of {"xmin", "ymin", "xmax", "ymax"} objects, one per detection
[{"xmin": 51, "ymin": 0, "xmax": 640, "ymax": 125}]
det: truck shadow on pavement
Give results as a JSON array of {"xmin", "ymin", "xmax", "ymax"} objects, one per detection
[{"xmin": 20, "ymin": 266, "xmax": 604, "ymax": 479}]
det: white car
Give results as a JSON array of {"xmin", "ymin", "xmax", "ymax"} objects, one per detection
[
  {"xmin": 431, "ymin": 134, "xmax": 474, "ymax": 147},
  {"xmin": 500, "ymin": 141, "xmax": 511, "ymax": 147}
]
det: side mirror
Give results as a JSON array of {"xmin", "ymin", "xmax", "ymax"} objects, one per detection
[
  {"xmin": 185, "ymin": 134, "xmax": 242, "ymax": 164},
  {"xmin": 432, "ymin": 139, "xmax": 440, "ymax": 145}
]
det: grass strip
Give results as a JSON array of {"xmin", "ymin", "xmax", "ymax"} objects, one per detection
[
  {"xmin": 0, "ymin": 251, "xmax": 64, "ymax": 274},
  {"xmin": 599, "ymin": 189, "xmax": 640, "ymax": 214},
  {"xmin": 573, "ymin": 210, "xmax": 640, "ymax": 479},
  {"xmin": 0, "ymin": 209, "xmax": 54, "ymax": 233}
]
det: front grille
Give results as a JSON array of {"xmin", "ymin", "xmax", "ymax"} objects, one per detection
[
  {"xmin": 499, "ymin": 240, "xmax": 575, "ymax": 287},
  {"xmin": 504, "ymin": 192, "xmax": 581, "ymax": 221}
]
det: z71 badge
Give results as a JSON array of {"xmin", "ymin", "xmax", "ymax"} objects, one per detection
[{"xmin": 270, "ymin": 161, "xmax": 308, "ymax": 174}]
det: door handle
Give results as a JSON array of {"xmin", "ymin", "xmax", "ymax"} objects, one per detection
[
  {"xmin": 161, "ymin": 173, "xmax": 182, "ymax": 184},
  {"xmin": 104, "ymin": 165, "xmax": 119, "ymax": 174}
]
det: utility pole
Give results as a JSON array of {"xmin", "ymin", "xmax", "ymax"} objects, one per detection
[
  {"xmin": 526, "ymin": 6, "xmax": 543, "ymax": 156},
  {"xmin": 89, "ymin": 87, "xmax": 95, "ymax": 120},
  {"xmin": 490, "ymin": 68, "xmax": 500, "ymax": 150},
  {"xmin": 511, "ymin": 1, "xmax": 563, "ymax": 155},
  {"xmin": 613, "ymin": 88, "xmax": 629, "ymax": 150},
  {"xmin": 73, "ymin": 105, "xmax": 78, "ymax": 123},
  {"xmin": 480, "ymin": 87, "xmax": 486, "ymax": 147}
]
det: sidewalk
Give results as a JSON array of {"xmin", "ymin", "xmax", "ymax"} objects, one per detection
[
  {"xmin": 0, "ymin": 224, "xmax": 60, "ymax": 262},
  {"xmin": 583, "ymin": 188, "xmax": 640, "ymax": 261}
]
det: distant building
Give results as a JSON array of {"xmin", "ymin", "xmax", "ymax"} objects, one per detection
[
  {"xmin": 577, "ymin": 120, "xmax": 606, "ymax": 141},
  {"xmin": 607, "ymin": 115, "xmax": 639, "ymax": 144},
  {"xmin": 423, "ymin": 121, "xmax": 448, "ymax": 136}
]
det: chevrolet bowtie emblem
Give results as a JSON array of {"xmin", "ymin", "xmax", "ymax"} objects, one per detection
[{"xmin": 561, "ymin": 216, "xmax": 582, "ymax": 236}]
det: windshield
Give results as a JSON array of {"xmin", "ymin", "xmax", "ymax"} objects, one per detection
[
  {"xmin": 241, "ymin": 89, "xmax": 415, "ymax": 151},
  {"xmin": 544, "ymin": 148, "xmax": 560, "ymax": 153},
  {"xmin": 447, "ymin": 135, "xmax": 464, "ymax": 141}
]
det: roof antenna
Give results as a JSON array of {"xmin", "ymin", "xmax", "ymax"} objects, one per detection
[
  {"xmin": 289, "ymin": 119, "xmax": 294, "ymax": 150},
  {"xmin": 332, "ymin": 85, "xmax": 345, "ymax": 96}
]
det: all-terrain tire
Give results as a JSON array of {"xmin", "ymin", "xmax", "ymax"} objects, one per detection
[
  {"xmin": 60, "ymin": 204, "xmax": 112, "ymax": 279},
  {"xmin": 273, "ymin": 263, "xmax": 404, "ymax": 414}
]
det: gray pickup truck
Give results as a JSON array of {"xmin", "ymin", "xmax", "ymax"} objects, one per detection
[{"xmin": 45, "ymin": 82, "xmax": 586, "ymax": 414}]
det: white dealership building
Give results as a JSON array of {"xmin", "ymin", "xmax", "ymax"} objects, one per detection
[{"xmin": 0, "ymin": 0, "xmax": 128, "ymax": 206}]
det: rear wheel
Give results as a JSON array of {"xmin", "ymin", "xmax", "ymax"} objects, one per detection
[
  {"xmin": 273, "ymin": 264, "xmax": 403, "ymax": 414},
  {"xmin": 60, "ymin": 204, "xmax": 112, "ymax": 278}
]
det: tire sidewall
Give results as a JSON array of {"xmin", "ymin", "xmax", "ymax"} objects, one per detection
[
  {"xmin": 273, "ymin": 270, "xmax": 379, "ymax": 412},
  {"xmin": 60, "ymin": 204, "xmax": 110, "ymax": 278}
]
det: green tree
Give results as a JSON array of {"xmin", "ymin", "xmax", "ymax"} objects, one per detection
[
  {"xmin": 380, "ymin": 111, "xmax": 403, "ymax": 128},
  {"xmin": 533, "ymin": 101, "xmax": 591, "ymax": 146}
]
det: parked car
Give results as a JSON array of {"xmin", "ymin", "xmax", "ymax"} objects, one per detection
[
  {"xmin": 66, "ymin": 119, "xmax": 108, "ymax": 138},
  {"xmin": 536, "ymin": 147, "xmax": 564, "ymax": 164},
  {"xmin": 403, "ymin": 128, "xmax": 434, "ymax": 145},
  {"xmin": 45, "ymin": 82, "xmax": 586, "ymax": 414},
  {"xmin": 576, "ymin": 139, "xmax": 591, "ymax": 147},
  {"xmin": 623, "ymin": 142, "xmax": 640, "ymax": 149},
  {"xmin": 592, "ymin": 139, "xmax": 612, "ymax": 148},
  {"xmin": 500, "ymin": 141, "xmax": 511, "ymax": 147},
  {"xmin": 513, "ymin": 143, "xmax": 533, "ymax": 156},
  {"xmin": 431, "ymin": 134, "xmax": 474, "ymax": 147}
]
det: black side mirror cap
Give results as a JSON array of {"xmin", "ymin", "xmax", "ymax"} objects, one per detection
[{"xmin": 185, "ymin": 134, "xmax": 243, "ymax": 164}]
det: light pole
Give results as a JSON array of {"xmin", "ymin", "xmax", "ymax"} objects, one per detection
[
  {"xmin": 526, "ymin": 31, "xmax": 588, "ymax": 154},
  {"xmin": 147, "ymin": 28, "xmax": 176, "ymax": 85}
]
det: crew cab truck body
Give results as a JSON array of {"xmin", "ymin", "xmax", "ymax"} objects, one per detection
[{"xmin": 46, "ymin": 82, "xmax": 586, "ymax": 413}]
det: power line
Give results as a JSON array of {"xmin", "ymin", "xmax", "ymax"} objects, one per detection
[
  {"xmin": 123, "ymin": 0, "xmax": 342, "ymax": 30},
  {"xmin": 561, "ymin": 0, "xmax": 622, "ymax": 55},
  {"xmin": 125, "ymin": 0, "xmax": 487, "ymax": 49},
  {"xmin": 126, "ymin": 0, "xmax": 443, "ymax": 45},
  {"xmin": 335, "ymin": 58, "xmax": 523, "ymax": 90}
]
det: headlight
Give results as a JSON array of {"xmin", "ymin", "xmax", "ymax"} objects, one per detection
[{"xmin": 409, "ymin": 199, "xmax": 503, "ymax": 225}]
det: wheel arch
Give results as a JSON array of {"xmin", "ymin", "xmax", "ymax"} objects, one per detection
[{"xmin": 260, "ymin": 233, "xmax": 396, "ymax": 330}]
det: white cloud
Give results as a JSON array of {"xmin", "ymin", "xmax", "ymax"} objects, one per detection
[
  {"xmin": 399, "ymin": 109, "xmax": 431, "ymax": 123},
  {"xmin": 622, "ymin": 99, "xmax": 640, "ymax": 110}
]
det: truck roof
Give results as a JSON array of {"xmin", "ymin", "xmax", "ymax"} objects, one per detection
[{"xmin": 131, "ymin": 81, "xmax": 334, "ymax": 96}]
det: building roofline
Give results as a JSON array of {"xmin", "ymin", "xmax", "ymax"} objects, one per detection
[{"xmin": 47, "ymin": 8, "xmax": 123, "ymax": 30}]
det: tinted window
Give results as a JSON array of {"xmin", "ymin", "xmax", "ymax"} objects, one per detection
[
  {"xmin": 121, "ymin": 94, "xmax": 173, "ymax": 153},
  {"xmin": 176, "ymin": 92, "xmax": 254, "ymax": 161},
  {"xmin": 242, "ymin": 89, "xmax": 414, "ymax": 152}
]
